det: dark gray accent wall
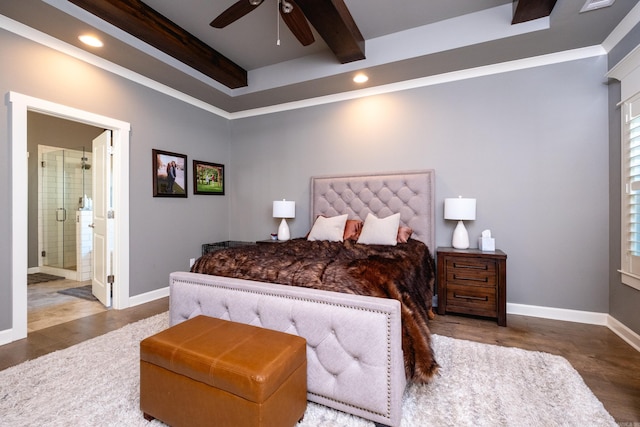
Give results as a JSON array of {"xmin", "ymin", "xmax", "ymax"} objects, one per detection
[
  {"xmin": 608, "ymin": 23, "xmax": 640, "ymax": 334},
  {"xmin": 229, "ymin": 56, "xmax": 611, "ymax": 314},
  {"xmin": 0, "ymin": 29, "xmax": 231, "ymax": 331}
]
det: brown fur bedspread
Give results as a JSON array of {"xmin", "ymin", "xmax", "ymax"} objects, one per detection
[{"xmin": 190, "ymin": 238, "xmax": 439, "ymax": 382}]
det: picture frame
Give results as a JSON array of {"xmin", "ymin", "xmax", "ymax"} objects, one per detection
[
  {"xmin": 193, "ymin": 160, "xmax": 225, "ymax": 195},
  {"xmin": 152, "ymin": 149, "xmax": 187, "ymax": 197}
]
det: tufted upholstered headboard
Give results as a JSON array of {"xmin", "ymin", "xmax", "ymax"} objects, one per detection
[{"xmin": 311, "ymin": 170, "xmax": 436, "ymax": 250}]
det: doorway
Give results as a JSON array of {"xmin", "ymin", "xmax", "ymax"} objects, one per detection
[
  {"xmin": 9, "ymin": 91, "xmax": 131, "ymax": 343},
  {"xmin": 26, "ymin": 115, "xmax": 105, "ymax": 332},
  {"xmin": 28, "ymin": 112, "xmax": 102, "ymax": 283},
  {"xmin": 35, "ymin": 142, "xmax": 95, "ymax": 281}
]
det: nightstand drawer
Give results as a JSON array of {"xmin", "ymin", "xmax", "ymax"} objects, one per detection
[
  {"xmin": 446, "ymin": 257, "xmax": 496, "ymax": 287},
  {"xmin": 446, "ymin": 284, "xmax": 497, "ymax": 316}
]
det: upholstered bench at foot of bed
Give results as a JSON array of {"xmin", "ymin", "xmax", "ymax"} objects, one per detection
[
  {"xmin": 140, "ymin": 315, "xmax": 307, "ymax": 427},
  {"xmin": 169, "ymin": 272, "xmax": 407, "ymax": 427}
]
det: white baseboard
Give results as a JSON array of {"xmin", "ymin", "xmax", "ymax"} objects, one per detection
[
  {"xmin": 37, "ymin": 266, "xmax": 77, "ymax": 281},
  {"xmin": 127, "ymin": 286, "xmax": 169, "ymax": 308},
  {"xmin": 0, "ymin": 328, "xmax": 13, "ymax": 346},
  {"xmin": 507, "ymin": 302, "xmax": 609, "ymax": 325},
  {"xmin": 507, "ymin": 302, "xmax": 640, "ymax": 352},
  {"xmin": 607, "ymin": 315, "xmax": 640, "ymax": 352},
  {"xmin": 4, "ymin": 292, "xmax": 638, "ymax": 352}
]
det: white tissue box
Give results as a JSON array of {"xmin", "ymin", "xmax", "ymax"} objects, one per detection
[{"xmin": 478, "ymin": 237, "xmax": 495, "ymax": 251}]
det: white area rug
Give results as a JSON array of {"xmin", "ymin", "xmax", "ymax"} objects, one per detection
[{"xmin": 0, "ymin": 312, "xmax": 616, "ymax": 427}]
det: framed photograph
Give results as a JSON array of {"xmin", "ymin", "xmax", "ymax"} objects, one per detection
[
  {"xmin": 152, "ymin": 149, "xmax": 187, "ymax": 197},
  {"xmin": 193, "ymin": 160, "xmax": 225, "ymax": 195}
]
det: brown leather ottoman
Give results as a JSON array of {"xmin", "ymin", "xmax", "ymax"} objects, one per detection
[{"xmin": 140, "ymin": 315, "xmax": 307, "ymax": 427}]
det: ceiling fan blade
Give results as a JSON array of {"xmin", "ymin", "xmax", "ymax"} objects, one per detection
[
  {"xmin": 211, "ymin": 0, "xmax": 262, "ymax": 28},
  {"xmin": 280, "ymin": 0, "xmax": 314, "ymax": 46}
]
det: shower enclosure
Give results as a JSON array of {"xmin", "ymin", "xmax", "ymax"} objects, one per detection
[{"xmin": 39, "ymin": 146, "xmax": 92, "ymax": 278}]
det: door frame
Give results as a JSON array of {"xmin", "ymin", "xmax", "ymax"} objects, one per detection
[{"xmin": 9, "ymin": 91, "xmax": 131, "ymax": 341}]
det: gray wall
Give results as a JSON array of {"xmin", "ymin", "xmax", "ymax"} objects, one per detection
[
  {"xmin": 229, "ymin": 56, "xmax": 611, "ymax": 314},
  {"xmin": 1, "ymin": 21, "xmax": 635, "ymax": 334},
  {"xmin": 0, "ymin": 29, "xmax": 231, "ymax": 330},
  {"xmin": 608, "ymin": 22, "xmax": 640, "ymax": 333}
]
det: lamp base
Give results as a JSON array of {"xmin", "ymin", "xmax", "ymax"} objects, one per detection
[
  {"xmin": 451, "ymin": 220, "xmax": 470, "ymax": 249},
  {"xmin": 277, "ymin": 218, "xmax": 290, "ymax": 241}
]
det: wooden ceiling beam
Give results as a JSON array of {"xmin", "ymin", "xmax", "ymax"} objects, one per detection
[
  {"xmin": 294, "ymin": 0, "xmax": 365, "ymax": 64},
  {"xmin": 512, "ymin": 0, "xmax": 558, "ymax": 24},
  {"xmin": 68, "ymin": 0, "xmax": 247, "ymax": 89}
]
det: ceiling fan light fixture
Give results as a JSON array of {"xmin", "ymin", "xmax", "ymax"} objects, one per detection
[{"xmin": 249, "ymin": 0, "xmax": 262, "ymax": 6}]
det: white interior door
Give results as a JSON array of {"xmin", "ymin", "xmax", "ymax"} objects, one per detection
[{"xmin": 91, "ymin": 130, "xmax": 112, "ymax": 307}]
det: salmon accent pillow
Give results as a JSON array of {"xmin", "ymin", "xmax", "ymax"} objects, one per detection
[
  {"xmin": 397, "ymin": 226, "xmax": 413, "ymax": 243},
  {"xmin": 343, "ymin": 219, "xmax": 364, "ymax": 241}
]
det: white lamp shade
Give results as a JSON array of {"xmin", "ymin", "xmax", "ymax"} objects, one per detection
[
  {"xmin": 444, "ymin": 197, "xmax": 476, "ymax": 221},
  {"xmin": 273, "ymin": 200, "xmax": 295, "ymax": 218}
]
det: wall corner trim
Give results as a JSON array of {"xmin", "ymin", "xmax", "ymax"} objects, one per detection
[
  {"xmin": 607, "ymin": 315, "xmax": 640, "ymax": 352},
  {"xmin": 602, "ymin": 1, "xmax": 640, "ymax": 53},
  {"xmin": 508, "ymin": 302, "xmax": 640, "ymax": 353}
]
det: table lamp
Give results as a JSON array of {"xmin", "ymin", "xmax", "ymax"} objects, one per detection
[
  {"xmin": 272, "ymin": 199, "xmax": 295, "ymax": 241},
  {"xmin": 444, "ymin": 196, "xmax": 476, "ymax": 249}
]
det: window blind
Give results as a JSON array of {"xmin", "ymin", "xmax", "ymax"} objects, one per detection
[{"xmin": 623, "ymin": 96, "xmax": 640, "ymax": 277}]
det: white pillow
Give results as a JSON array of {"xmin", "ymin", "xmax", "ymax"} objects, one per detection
[
  {"xmin": 307, "ymin": 214, "xmax": 348, "ymax": 242},
  {"xmin": 356, "ymin": 213, "xmax": 400, "ymax": 246}
]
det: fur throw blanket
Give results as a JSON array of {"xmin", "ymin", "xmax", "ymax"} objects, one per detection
[{"xmin": 191, "ymin": 238, "xmax": 439, "ymax": 382}]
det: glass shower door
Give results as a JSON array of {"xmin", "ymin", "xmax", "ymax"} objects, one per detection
[{"xmin": 41, "ymin": 149, "xmax": 82, "ymax": 270}]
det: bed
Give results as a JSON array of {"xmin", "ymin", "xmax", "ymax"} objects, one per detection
[{"xmin": 169, "ymin": 170, "xmax": 437, "ymax": 427}]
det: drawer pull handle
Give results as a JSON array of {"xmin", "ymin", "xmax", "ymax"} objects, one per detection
[
  {"xmin": 453, "ymin": 274, "xmax": 489, "ymax": 282},
  {"xmin": 453, "ymin": 262, "xmax": 488, "ymax": 270},
  {"xmin": 454, "ymin": 293, "xmax": 488, "ymax": 301}
]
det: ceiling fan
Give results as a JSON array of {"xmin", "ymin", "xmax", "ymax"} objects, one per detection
[{"xmin": 210, "ymin": 0, "xmax": 314, "ymax": 46}]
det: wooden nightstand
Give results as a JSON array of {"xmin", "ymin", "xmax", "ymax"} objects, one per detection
[{"xmin": 436, "ymin": 247, "xmax": 507, "ymax": 326}]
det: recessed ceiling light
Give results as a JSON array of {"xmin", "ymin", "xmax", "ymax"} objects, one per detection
[
  {"xmin": 353, "ymin": 73, "xmax": 368, "ymax": 83},
  {"xmin": 580, "ymin": 0, "xmax": 615, "ymax": 13},
  {"xmin": 78, "ymin": 35, "xmax": 103, "ymax": 47}
]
